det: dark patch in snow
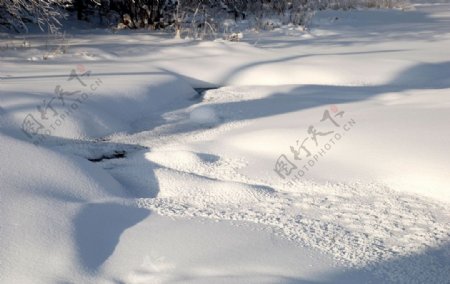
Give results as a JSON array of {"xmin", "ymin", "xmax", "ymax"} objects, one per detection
[
  {"xmin": 192, "ymin": 87, "xmax": 220, "ymax": 101},
  {"xmin": 88, "ymin": 150, "xmax": 127, "ymax": 162}
]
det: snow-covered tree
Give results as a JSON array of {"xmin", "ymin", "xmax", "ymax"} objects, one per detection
[{"xmin": 0, "ymin": 0, "xmax": 68, "ymax": 33}]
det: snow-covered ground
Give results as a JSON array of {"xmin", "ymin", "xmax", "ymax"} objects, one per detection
[{"xmin": 1, "ymin": 2, "xmax": 450, "ymax": 283}]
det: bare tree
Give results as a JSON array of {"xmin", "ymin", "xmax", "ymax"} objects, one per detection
[{"xmin": 0, "ymin": 0, "xmax": 68, "ymax": 33}]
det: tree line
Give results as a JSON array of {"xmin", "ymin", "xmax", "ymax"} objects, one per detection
[{"xmin": 0, "ymin": 0, "xmax": 407, "ymax": 35}]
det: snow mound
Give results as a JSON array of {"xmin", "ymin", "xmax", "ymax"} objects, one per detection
[
  {"xmin": 0, "ymin": 133, "xmax": 151, "ymax": 283},
  {"xmin": 145, "ymin": 150, "xmax": 275, "ymax": 205},
  {"xmin": 0, "ymin": 74, "xmax": 197, "ymax": 142},
  {"xmin": 154, "ymin": 167, "xmax": 274, "ymax": 205}
]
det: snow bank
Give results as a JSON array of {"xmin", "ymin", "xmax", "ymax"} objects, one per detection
[
  {"xmin": 0, "ymin": 73, "xmax": 197, "ymax": 142},
  {"xmin": 193, "ymin": 86, "xmax": 450, "ymax": 202},
  {"xmin": 0, "ymin": 133, "xmax": 149, "ymax": 283}
]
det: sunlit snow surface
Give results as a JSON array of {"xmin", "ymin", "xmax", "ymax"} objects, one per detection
[{"xmin": 1, "ymin": 3, "xmax": 450, "ymax": 283}]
